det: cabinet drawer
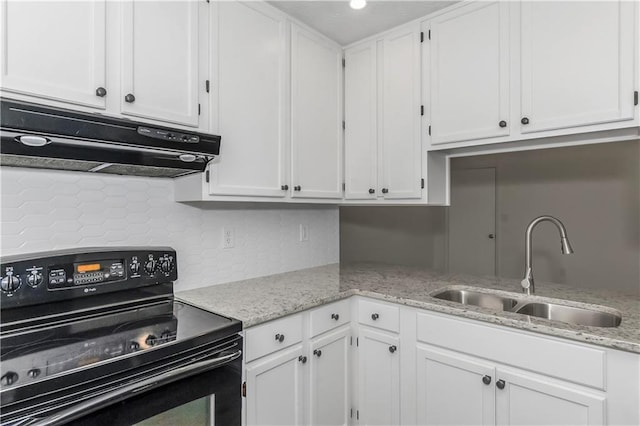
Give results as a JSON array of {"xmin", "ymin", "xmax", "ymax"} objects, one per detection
[
  {"xmin": 245, "ymin": 313, "xmax": 303, "ymax": 362},
  {"xmin": 310, "ymin": 299, "xmax": 351, "ymax": 337},
  {"xmin": 416, "ymin": 312, "xmax": 606, "ymax": 390},
  {"xmin": 358, "ymin": 299, "xmax": 400, "ymax": 333}
]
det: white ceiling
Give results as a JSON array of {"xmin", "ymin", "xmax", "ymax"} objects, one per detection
[{"xmin": 268, "ymin": 1, "xmax": 458, "ymax": 46}]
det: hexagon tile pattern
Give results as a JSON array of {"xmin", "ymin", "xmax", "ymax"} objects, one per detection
[{"xmin": 0, "ymin": 167, "xmax": 339, "ymax": 291}]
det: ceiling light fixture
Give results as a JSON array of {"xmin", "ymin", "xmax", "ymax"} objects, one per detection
[{"xmin": 350, "ymin": 0, "xmax": 366, "ymax": 10}]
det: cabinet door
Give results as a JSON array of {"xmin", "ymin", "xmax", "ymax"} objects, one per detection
[
  {"xmin": 245, "ymin": 345, "xmax": 305, "ymax": 426},
  {"xmin": 495, "ymin": 369, "xmax": 605, "ymax": 426},
  {"xmin": 428, "ymin": 1, "xmax": 510, "ymax": 145},
  {"xmin": 380, "ymin": 25, "xmax": 422, "ymax": 200},
  {"xmin": 358, "ymin": 328, "xmax": 400, "ymax": 425},
  {"xmin": 208, "ymin": 2, "xmax": 288, "ymax": 197},
  {"xmin": 344, "ymin": 41, "xmax": 378, "ymax": 200},
  {"xmin": 519, "ymin": 1, "xmax": 636, "ymax": 133},
  {"xmin": 0, "ymin": 0, "xmax": 106, "ymax": 109},
  {"xmin": 121, "ymin": 0, "xmax": 199, "ymax": 127},
  {"xmin": 416, "ymin": 345, "xmax": 495, "ymax": 426},
  {"xmin": 309, "ymin": 326, "xmax": 350, "ymax": 426},
  {"xmin": 291, "ymin": 24, "xmax": 343, "ymax": 199}
]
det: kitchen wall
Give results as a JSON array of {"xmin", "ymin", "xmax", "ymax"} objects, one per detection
[
  {"xmin": 340, "ymin": 206, "xmax": 447, "ymax": 270},
  {"xmin": 0, "ymin": 167, "xmax": 339, "ymax": 291},
  {"xmin": 341, "ymin": 140, "xmax": 640, "ymax": 295}
]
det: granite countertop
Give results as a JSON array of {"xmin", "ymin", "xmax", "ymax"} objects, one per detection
[{"xmin": 176, "ymin": 263, "xmax": 640, "ymax": 354}]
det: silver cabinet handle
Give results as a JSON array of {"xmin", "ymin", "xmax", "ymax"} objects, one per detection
[{"xmin": 125, "ymin": 93, "xmax": 135, "ymax": 103}]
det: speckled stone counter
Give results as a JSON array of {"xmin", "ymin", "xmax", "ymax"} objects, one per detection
[{"xmin": 176, "ymin": 263, "xmax": 640, "ymax": 354}]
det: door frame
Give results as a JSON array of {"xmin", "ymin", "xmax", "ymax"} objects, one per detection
[{"xmin": 445, "ymin": 166, "xmax": 498, "ymax": 275}]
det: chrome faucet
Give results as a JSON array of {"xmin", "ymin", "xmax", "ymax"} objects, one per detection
[{"xmin": 521, "ymin": 216, "xmax": 574, "ymax": 295}]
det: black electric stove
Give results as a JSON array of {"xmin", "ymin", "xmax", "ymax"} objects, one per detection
[{"xmin": 0, "ymin": 248, "xmax": 242, "ymax": 426}]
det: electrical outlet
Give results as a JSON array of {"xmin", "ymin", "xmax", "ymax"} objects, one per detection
[
  {"xmin": 299, "ymin": 224, "xmax": 309, "ymax": 242},
  {"xmin": 222, "ymin": 227, "xmax": 234, "ymax": 249}
]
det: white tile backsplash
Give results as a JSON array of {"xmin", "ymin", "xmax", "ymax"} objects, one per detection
[{"xmin": 0, "ymin": 167, "xmax": 339, "ymax": 291}]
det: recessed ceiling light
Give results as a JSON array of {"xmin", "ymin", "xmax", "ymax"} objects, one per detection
[{"xmin": 350, "ymin": 0, "xmax": 367, "ymax": 10}]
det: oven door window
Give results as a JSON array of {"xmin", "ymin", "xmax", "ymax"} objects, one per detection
[
  {"xmin": 135, "ymin": 395, "xmax": 214, "ymax": 426},
  {"xmin": 67, "ymin": 356, "xmax": 241, "ymax": 426}
]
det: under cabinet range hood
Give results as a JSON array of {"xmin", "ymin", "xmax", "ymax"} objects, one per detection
[{"xmin": 0, "ymin": 99, "xmax": 220, "ymax": 178}]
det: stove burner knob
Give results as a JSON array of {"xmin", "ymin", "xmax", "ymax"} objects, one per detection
[
  {"xmin": 129, "ymin": 341, "xmax": 140, "ymax": 351},
  {"xmin": 130, "ymin": 262, "xmax": 140, "ymax": 274},
  {"xmin": 160, "ymin": 260, "xmax": 173, "ymax": 273},
  {"xmin": 1, "ymin": 275, "xmax": 21, "ymax": 293},
  {"xmin": 27, "ymin": 272, "xmax": 44, "ymax": 287},
  {"xmin": 144, "ymin": 260, "xmax": 156, "ymax": 274},
  {"xmin": 28, "ymin": 368, "xmax": 41, "ymax": 379},
  {"xmin": 1, "ymin": 372, "xmax": 19, "ymax": 386},
  {"xmin": 145, "ymin": 335, "xmax": 158, "ymax": 346}
]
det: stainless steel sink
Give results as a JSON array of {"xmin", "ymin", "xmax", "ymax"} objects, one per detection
[
  {"xmin": 432, "ymin": 289, "xmax": 518, "ymax": 311},
  {"xmin": 430, "ymin": 287, "xmax": 622, "ymax": 328},
  {"xmin": 514, "ymin": 302, "xmax": 621, "ymax": 327}
]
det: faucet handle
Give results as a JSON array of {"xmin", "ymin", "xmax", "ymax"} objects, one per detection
[{"xmin": 521, "ymin": 267, "xmax": 534, "ymax": 295}]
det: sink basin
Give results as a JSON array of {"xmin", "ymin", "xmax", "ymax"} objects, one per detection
[
  {"xmin": 431, "ymin": 287, "xmax": 622, "ymax": 328},
  {"xmin": 514, "ymin": 302, "xmax": 621, "ymax": 328},
  {"xmin": 432, "ymin": 289, "xmax": 518, "ymax": 311}
]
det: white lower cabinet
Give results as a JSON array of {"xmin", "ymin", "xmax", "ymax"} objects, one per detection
[
  {"xmin": 495, "ymin": 368, "xmax": 605, "ymax": 426},
  {"xmin": 245, "ymin": 344, "xmax": 305, "ymax": 426},
  {"xmin": 244, "ymin": 297, "xmax": 639, "ymax": 426},
  {"xmin": 357, "ymin": 327, "xmax": 400, "ymax": 426},
  {"xmin": 308, "ymin": 326, "xmax": 350, "ymax": 426},
  {"xmin": 416, "ymin": 345, "xmax": 495, "ymax": 426},
  {"xmin": 244, "ymin": 300, "xmax": 351, "ymax": 426},
  {"xmin": 416, "ymin": 344, "xmax": 605, "ymax": 426}
]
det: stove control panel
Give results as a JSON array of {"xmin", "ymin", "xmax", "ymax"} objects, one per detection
[{"xmin": 0, "ymin": 247, "xmax": 177, "ymax": 309}]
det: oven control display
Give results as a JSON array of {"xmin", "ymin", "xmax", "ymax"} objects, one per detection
[{"xmin": 48, "ymin": 259, "xmax": 125, "ymax": 288}]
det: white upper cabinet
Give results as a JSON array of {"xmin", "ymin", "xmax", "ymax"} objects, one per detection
[
  {"xmin": 120, "ymin": 0, "xmax": 200, "ymax": 127},
  {"xmin": 344, "ymin": 41, "xmax": 378, "ymax": 200},
  {"xmin": 380, "ymin": 24, "xmax": 422, "ymax": 199},
  {"xmin": 208, "ymin": 2, "xmax": 288, "ymax": 197},
  {"xmin": 290, "ymin": 24, "xmax": 343, "ymax": 199},
  {"xmin": 0, "ymin": 0, "xmax": 107, "ymax": 109},
  {"xmin": 519, "ymin": 1, "xmax": 636, "ymax": 134},
  {"xmin": 428, "ymin": 1, "xmax": 510, "ymax": 145}
]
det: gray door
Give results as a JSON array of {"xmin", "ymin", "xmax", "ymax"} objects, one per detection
[{"xmin": 448, "ymin": 168, "xmax": 496, "ymax": 276}]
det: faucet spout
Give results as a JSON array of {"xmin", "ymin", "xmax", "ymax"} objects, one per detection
[{"xmin": 522, "ymin": 215, "xmax": 574, "ymax": 295}]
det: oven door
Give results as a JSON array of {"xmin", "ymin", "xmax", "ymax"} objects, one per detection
[{"xmin": 2, "ymin": 336, "xmax": 242, "ymax": 426}]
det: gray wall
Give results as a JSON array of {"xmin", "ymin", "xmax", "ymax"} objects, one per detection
[
  {"xmin": 340, "ymin": 140, "xmax": 640, "ymax": 295},
  {"xmin": 340, "ymin": 206, "xmax": 447, "ymax": 270}
]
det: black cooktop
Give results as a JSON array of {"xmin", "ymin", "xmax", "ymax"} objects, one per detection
[{"xmin": 1, "ymin": 295, "xmax": 241, "ymax": 406}]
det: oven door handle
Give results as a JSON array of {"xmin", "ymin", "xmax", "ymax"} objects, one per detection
[{"xmin": 28, "ymin": 349, "xmax": 242, "ymax": 426}]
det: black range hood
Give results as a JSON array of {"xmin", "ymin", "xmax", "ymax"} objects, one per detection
[{"xmin": 0, "ymin": 99, "xmax": 220, "ymax": 178}]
